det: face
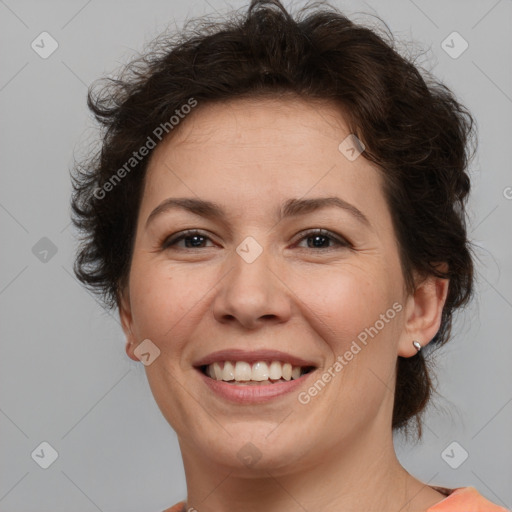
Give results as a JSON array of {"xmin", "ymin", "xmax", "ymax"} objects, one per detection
[{"xmin": 120, "ymin": 96, "xmax": 430, "ymax": 474}]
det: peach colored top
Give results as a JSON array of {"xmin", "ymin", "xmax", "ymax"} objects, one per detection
[
  {"xmin": 162, "ymin": 486, "xmax": 510, "ymax": 512},
  {"xmin": 427, "ymin": 486, "xmax": 510, "ymax": 511}
]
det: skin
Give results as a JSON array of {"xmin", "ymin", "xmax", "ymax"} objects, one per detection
[{"xmin": 119, "ymin": 96, "xmax": 450, "ymax": 512}]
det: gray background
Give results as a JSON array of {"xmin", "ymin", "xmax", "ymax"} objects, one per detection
[{"xmin": 0, "ymin": 0, "xmax": 511, "ymax": 511}]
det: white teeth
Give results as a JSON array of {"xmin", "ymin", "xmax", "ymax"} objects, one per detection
[
  {"xmin": 203, "ymin": 360, "xmax": 310, "ymax": 383},
  {"xmin": 234, "ymin": 361, "xmax": 252, "ymax": 381},
  {"xmin": 252, "ymin": 361, "xmax": 270, "ymax": 381},
  {"xmin": 212, "ymin": 362, "xmax": 223, "ymax": 380},
  {"xmin": 222, "ymin": 361, "xmax": 235, "ymax": 381},
  {"xmin": 269, "ymin": 361, "xmax": 282, "ymax": 380}
]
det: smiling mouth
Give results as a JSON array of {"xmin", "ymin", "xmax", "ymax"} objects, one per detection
[{"xmin": 198, "ymin": 360, "xmax": 316, "ymax": 385}]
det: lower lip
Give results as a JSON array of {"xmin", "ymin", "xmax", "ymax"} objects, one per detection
[{"xmin": 196, "ymin": 369, "xmax": 314, "ymax": 404}]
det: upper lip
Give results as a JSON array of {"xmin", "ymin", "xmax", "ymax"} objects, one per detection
[{"xmin": 193, "ymin": 349, "xmax": 318, "ymax": 368}]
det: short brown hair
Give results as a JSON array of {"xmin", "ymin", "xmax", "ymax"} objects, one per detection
[{"xmin": 71, "ymin": 0, "xmax": 475, "ymax": 438}]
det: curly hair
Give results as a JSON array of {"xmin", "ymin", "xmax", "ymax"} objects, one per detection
[{"xmin": 70, "ymin": 0, "xmax": 476, "ymax": 438}]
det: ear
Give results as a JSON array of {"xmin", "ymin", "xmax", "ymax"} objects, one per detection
[
  {"xmin": 398, "ymin": 267, "xmax": 450, "ymax": 358},
  {"xmin": 118, "ymin": 287, "xmax": 140, "ymax": 362}
]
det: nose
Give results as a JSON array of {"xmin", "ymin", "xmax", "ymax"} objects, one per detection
[{"xmin": 211, "ymin": 244, "xmax": 292, "ymax": 330}]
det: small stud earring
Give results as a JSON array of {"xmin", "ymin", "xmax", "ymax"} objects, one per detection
[{"xmin": 412, "ymin": 340, "xmax": 422, "ymax": 352}]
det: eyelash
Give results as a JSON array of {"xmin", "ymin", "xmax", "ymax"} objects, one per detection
[{"xmin": 160, "ymin": 228, "xmax": 351, "ymax": 251}]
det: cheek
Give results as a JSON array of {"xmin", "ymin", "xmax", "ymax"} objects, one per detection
[
  {"xmin": 301, "ymin": 267, "xmax": 402, "ymax": 425},
  {"xmin": 128, "ymin": 258, "xmax": 191, "ymax": 342},
  {"xmin": 128, "ymin": 239, "xmax": 405, "ymax": 357},
  {"xmin": 294, "ymin": 262, "xmax": 401, "ymax": 343}
]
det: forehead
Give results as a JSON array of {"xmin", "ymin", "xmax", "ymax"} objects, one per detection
[
  {"xmin": 141, "ymin": 96, "xmax": 387, "ymax": 225},
  {"xmin": 165, "ymin": 95, "xmax": 352, "ymax": 147}
]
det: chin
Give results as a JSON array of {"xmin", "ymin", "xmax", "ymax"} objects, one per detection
[{"xmin": 189, "ymin": 422, "xmax": 315, "ymax": 474}]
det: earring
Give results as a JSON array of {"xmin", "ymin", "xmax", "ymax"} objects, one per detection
[{"xmin": 412, "ymin": 340, "xmax": 422, "ymax": 352}]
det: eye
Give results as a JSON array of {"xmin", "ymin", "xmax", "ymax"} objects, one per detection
[
  {"xmin": 161, "ymin": 230, "xmax": 215, "ymax": 249},
  {"xmin": 294, "ymin": 229, "xmax": 351, "ymax": 250},
  {"xmin": 160, "ymin": 228, "xmax": 351, "ymax": 251}
]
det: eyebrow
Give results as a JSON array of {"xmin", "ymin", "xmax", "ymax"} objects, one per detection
[{"xmin": 145, "ymin": 196, "xmax": 370, "ymax": 228}]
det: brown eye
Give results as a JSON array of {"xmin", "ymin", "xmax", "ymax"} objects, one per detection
[
  {"xmin": 295, "ymin": 229, "xmax": 351, "ymax": 250},
  {"xmin": 162, "ymin": 230, "xmax": 214, "ymax": 249}
]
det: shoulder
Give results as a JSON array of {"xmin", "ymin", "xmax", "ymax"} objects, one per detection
[
  {"xmin": 427, "ymin": 486, "xmax": 510, "ymax": 512},
  {"xmin": 161, "ymin": 501, "xmax": 186, "ymax": 512}
]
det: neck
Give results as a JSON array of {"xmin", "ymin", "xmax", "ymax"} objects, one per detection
[{"xmin": 177, "ymin": 420, "xmax": 443, "ymax": 512}]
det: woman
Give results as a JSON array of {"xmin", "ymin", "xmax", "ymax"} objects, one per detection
[{"xmin": 70, "ymin": 1, "xmax": 509, "ymax": 511}]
